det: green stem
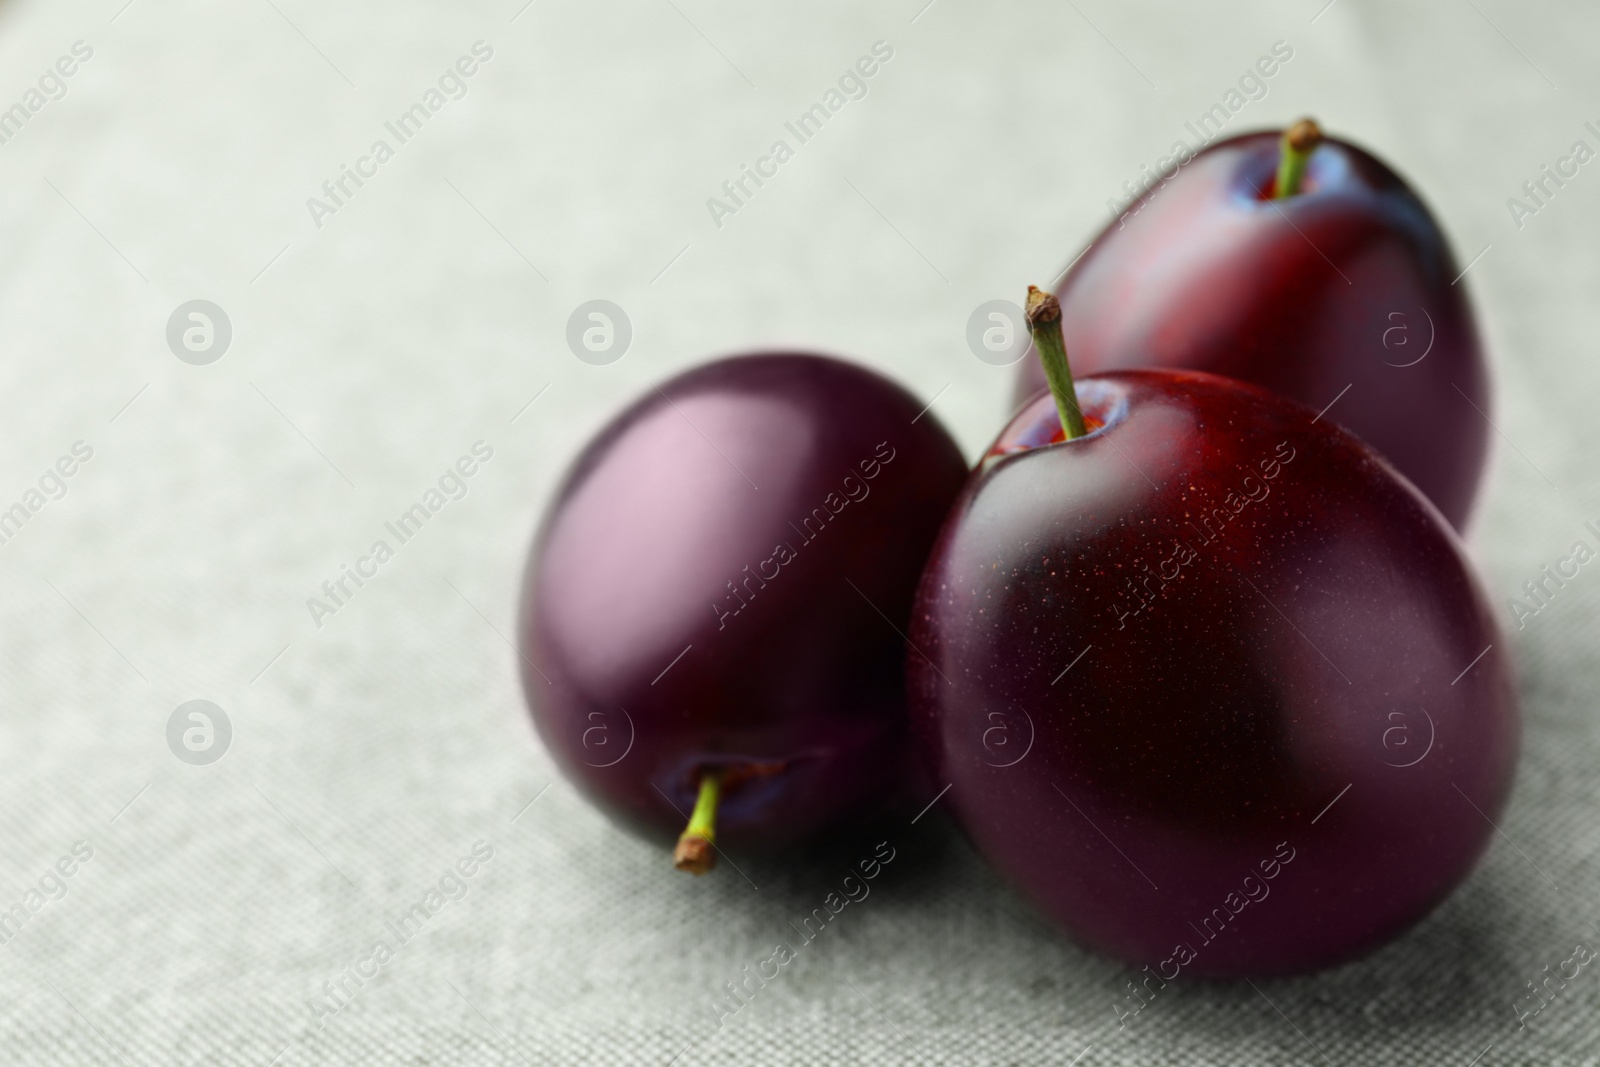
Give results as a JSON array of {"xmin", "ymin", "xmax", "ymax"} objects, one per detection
[
  {"xmin": 684, "ymin": 773, "xmax": 720, "ymax": 841},
  {"xmin": 1274, "ymin": 118, "xmax": 1322, "ymax": 199},
  {"xmin": 1025, "ymin": 286, "xmax": 1087, "ymax": 440},
  {"xmin": 673, "ymin": 772, "xmax": 721, "ymax": 875}
]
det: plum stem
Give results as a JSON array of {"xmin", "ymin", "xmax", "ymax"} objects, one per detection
[
  {"xmin": 1274, "ymin": 118, "xmax": 1323, "ymax": 198},
  {"xmin": 1025, "ymin": 286, "xmax": 1087, "ymax": 440},
  {"xmin": 673, "ymin": 772, "xmax": 721, "ymax": 875}
]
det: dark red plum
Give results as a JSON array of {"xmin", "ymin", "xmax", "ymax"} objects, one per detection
[
  {"xmin": 1015, "ymin": 121, "xmax": 1491, "ymax": 529},
  {"xmin": 520, "ymin": 353, "xmax": 967, "ymax": 872},
  {"xmin": 917, "ymin": 334, "xmax": 1517, "ymax": 974}
]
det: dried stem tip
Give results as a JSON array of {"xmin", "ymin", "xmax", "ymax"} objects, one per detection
[
  {"xmin": 1285, "ymin": 118, "xmax": 1323, "ymax": 155},
  {"xmin": 673, "ymin": 835, "xmax": 716, "ymax": 876},
  {"xmin": 1025, "ymin": 285, "xmax": 1061, "ymax": 327}
]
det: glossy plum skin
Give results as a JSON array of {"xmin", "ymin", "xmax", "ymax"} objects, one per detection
[
  {"xmin": 910, "ymin": 371, "xmax": 1517, "ymax": 976},
  {"xmin": 1015, "ymin": 130, "xmax": 1490, "ymax": 530},
  {"xmin": 520, "ymin": 353, "xmax": 968, "ymax": 851}
]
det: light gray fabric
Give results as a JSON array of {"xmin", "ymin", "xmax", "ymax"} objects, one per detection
[{"xmin": 0, "ymin": 0, "xmax": 1595, "ymax": 1062}]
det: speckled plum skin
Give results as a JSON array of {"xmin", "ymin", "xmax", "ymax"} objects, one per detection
[
  {"xmin": 910, "ymin": 370, "xmax": 1517, "ymax": 976},
  {"xmin": 520, "ymin": 353, "xmax": 967, "ymax": 851},
  {"xmin": 1015, "ymin": 130, "xmax": 1490, "ymax": 530}
]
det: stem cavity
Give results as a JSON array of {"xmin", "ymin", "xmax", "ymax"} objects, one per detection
[
  {"xmin": 1274, "ymin": 118, "xmax": 1323, "ymax": 199},
  {"xmin": 673, "ymin": 771, "xmax": 721, "ymax": 875},
  {"xmin": 1025, "ymin": 286, "xmax": 1088, "ymax": 441}
]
